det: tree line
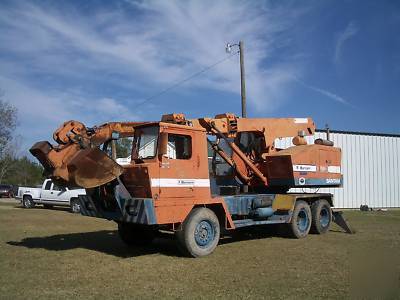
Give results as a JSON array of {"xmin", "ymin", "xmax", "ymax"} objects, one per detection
[{"xmin": 0, "ymin": 97, "xmax": 44, "ymax": 187}]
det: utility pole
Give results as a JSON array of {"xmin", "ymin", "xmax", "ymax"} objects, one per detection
[
  {"xmin": 239, "ymin": 41, "xmax": 246, "ymax": 118},
  {"xmin": 226, "ymin": 41, "xmax": 247, "ymax": 118}
]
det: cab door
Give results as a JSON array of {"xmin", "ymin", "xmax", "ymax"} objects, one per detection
[
  {"xmin": 40, "ymin": 180, "xmax": 54, "ymax": 202},
  {"xmin": 158, "ymin": 129, "xmax": 196, "ymax": 198},
  {"xmin": 51, "ymin": 184, "xmax": 70, "ymax": 204}
]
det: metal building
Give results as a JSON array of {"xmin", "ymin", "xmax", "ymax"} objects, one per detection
[{"xmin": 275, "ymin": 130, "xmax": 400, "ymax": 209}]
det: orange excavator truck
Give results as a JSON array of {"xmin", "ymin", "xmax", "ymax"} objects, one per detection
[{"xmin": 30, "ymin": 113, "xmax": 353, "ymax": 257}]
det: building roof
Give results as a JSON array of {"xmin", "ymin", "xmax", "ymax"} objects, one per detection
[{"xmin": 316, "ymin": 129, "xmax": 400, "ymax": 138}]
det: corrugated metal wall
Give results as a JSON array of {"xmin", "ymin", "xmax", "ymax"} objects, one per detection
[{"xmin": 275, "ymin": 131, "xmax": 400, "ymax": 209}]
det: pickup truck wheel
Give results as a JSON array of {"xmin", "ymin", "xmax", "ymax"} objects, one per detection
[
  {"xmin": 70, "ymin": 198, "xmax": 81, "ymax": 213},
  {"xmin": 288, "ymin": 200, "xmax": 311, "ymax": 239},
  {"xmin": 176, "ymin": 207, "xmax": 220, "ymax": 258},
  {"xmin": 118, "ymin": 223, "xmax": 156, "ymax": 246},
  {"xmin": 23, "ymin": 196, "xmax": 35, "ymax": 209},
  {"xmin": 310, "ymin": 200, "xmax": 332, "ymax": 234}
]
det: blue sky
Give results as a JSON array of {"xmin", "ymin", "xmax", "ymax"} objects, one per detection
[{"xmin": 0, "ymin": 0, "xmax": 399, "ymax": 152}]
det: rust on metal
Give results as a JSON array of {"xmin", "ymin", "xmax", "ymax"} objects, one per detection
[
  {"xmin": 67, "ymin": 148, "xmax": 124, "ymax": 188},
  {"xmin": 30, "ymin": 121, "xmax": 148, "ymax": 188}
]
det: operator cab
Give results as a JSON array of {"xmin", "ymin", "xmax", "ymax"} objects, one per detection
[{"xmin": 114, "ymin": 121, "xmax": 211, "ymax": 201}]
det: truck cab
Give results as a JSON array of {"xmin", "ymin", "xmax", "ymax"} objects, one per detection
[{"xmin": 84, "ymin": 121, "xmax": 213, "ymax": 224}]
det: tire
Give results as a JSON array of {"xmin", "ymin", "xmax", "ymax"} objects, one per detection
[
  {"xmin": 23, "ymin": 196, "xmax": 35, "ymax": 209},
  {"xmin": 43, "ymin": 204, "xmax": 53, "ymax": 209},
  {"xmin": 176, "ymin": 207, "xmax": 220, "ymax": 257},
  {"xmin": 310, "ymin": 199, "xmax": 332, "ymax": 234},
  {"xmin": 118, "ymin": 223, "xmax": 156, "ymax": 246},
  {"xmin": 70, "ymin": 198, "xmax": 81, "ymax": 213},
  {"xmin": 288, "ymin": 200, "xmax": 311, "ymax": 239}
]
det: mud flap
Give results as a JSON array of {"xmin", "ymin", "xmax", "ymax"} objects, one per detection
[{"xmin": 332, "ymin": 211, "xmax": 355, "ymax": 234}]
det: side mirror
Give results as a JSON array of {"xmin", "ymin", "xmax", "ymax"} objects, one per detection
[{"xmin": 159, "ymin": 132, "xmax": 168, "ymax": 157}]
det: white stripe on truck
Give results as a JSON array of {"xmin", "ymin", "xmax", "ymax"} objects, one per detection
[{"xmin": 151, "ymin": 178, "xmax": 210, "ymax": 187}]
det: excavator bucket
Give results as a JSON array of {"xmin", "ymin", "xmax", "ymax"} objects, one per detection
[
  {"xmin": 67, "ymin": 148, "xmax": 124, "ymax": 188},
  {"xmin": 30, "ymin": 141, "xmax": 56, "ymax": 176}
]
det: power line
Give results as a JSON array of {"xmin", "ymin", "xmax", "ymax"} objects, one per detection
[{"xmin": 135, "ymin": 51, "xmax": 239, "ymax": 108}]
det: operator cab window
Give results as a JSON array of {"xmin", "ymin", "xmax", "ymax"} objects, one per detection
[
  {"xmin": 44, "ymin": 181, "xmax": 52, "ymax": 190},
  {"xmin": 167, "ymin": 134, "xmax": 192, "ymax": 160},
  {"xmin": 135, "ymin": 126, "xmax": 159, "ymax": 159}
]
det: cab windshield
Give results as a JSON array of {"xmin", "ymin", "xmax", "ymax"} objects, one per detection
[{"xmin": 133, "ymin": 126, "xmax": 159, "ymax": 159}]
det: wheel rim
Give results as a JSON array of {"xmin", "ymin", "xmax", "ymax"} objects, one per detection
[
  {"xmin": 319, "ymin": 207, "xmax": 330, "ymax": 227},
  {"xmin": 297, "ymin": 208, "xmax": 309, "ymax": 233},
  {"xmin": 194, "ymin": 220, "xmax": 215, "ymax": 248},
  {"xmin": 73, "ymin": 202, "xmax": 80, "ymax": 212}
]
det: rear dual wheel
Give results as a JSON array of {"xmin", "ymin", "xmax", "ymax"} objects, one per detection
[
  {"xmin": 288, "ymin": 200, "xmax": 312, "ymax": 238},
  {"xmin": 310, "ymin": 199, "xmax": 332, "ymax": 234},
  {"xmin": 288, "ymin": 199, "xmax": 332, "ymax": 238}
]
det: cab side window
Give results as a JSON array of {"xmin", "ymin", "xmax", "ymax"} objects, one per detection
[
  {"xmin": 44, "ymin": 181, "xmax": 52, "ymax": 190},
  {"xmin": 52, "ymin": 184, "xmax": 61, "ymax": 191},
  {"xmin": 167, "ymin": 134, "xmax": 192, "ymax": 160}
]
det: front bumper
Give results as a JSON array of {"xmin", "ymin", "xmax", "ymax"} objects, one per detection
[{"xmin": 78, "ymin": 195, "xmax": 157, "ymax": 225}]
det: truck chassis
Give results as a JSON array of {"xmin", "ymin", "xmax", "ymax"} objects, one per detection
[
  {"xmin": 79, "ymin": 189, "xmax": 352, "ymax": 257},
  {"xmin": 31, "ymin": 113, "xmax": 353, "ymax": 257}
]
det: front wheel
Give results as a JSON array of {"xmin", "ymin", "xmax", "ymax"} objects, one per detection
[
  {"xmin": 176, "ymin": 208, "xmax": 220, "ymax": 257},
  {"xmin": 288, "ymin": 200, "xmax": 311, "ymax": 238}
]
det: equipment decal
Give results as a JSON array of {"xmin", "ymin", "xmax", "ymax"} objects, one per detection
[
  {"xmin": 326, "ymin": 178, "xmax": 341, "ymax": 184},
  {"xmin": 151, "ymin": 178, "xmax": 210, "ymax": 187},
  {"xmin": 293, "ymin": 164, "xmax": 317, "ymax": 172},
  {"xmin": 327, "ymin": 166, "xmax": 341, "ymax": 174}
]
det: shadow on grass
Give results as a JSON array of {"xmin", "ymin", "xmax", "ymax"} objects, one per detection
[
  {"xmin": 7, "ymin": 230, "xmax": 183, "ymax": 258},
  {"xmin": 6, "ymin": 226, "xmax": 286, "ymax": 258},
  {"xmin": 13, "ymin": 206, "xmax": 72, "ymax": 213},
  {"xmin": 220, "ymin": 224, "xmax": 284, "ymax": 245}
]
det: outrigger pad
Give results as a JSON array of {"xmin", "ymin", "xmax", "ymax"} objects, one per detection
[{"xmin": 332, "ymin": 211, "xmax": 355, "ymax": 234}]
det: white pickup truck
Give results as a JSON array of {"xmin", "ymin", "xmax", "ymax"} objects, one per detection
[{"xmin": 16, "ymin": 179, "xmax": 86, "ymax": 213}]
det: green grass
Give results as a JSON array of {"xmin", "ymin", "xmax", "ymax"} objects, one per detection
[{"xmin": 0, "ymin": 200, "xmax": 399, "ymax": 299}]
